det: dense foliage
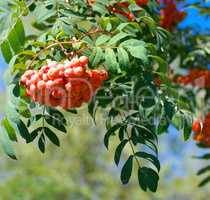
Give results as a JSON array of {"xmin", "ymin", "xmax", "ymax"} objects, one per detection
[{"xmin": 0, "ymin": 0, "xmax": 209, "ymax": 193}]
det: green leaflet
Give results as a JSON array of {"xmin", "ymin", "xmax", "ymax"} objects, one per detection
[
  {"xmin": 120, "ymin": 156, "xmax": 133, "ymax": 184},
  {"xmin": 0, "ymin": 126, "xmax": 17, "ymax": 160},
  {"xmin": 1, "ymin": 117, "xmax": 17, "ymax": 142},
  {"xmin": 105, "ymin": 48, "xmax": 119, "ymax": 73}
]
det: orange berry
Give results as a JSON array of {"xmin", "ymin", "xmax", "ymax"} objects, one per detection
[
  {"xmin": 43, "ymin": 73, "xmax": 48, "ymax": 81},
  {"xmin": 127, "ymin": 13, "xmax": 135, "ymax": 21},
  {"xmin": 68, "ymin": 58, "xmax": 80, "ymax": 68},
  {"xmin": 40, "ymin": 66, "xmax": 50, "ymax": 74},
  {"xmin": 116, "ymin": 2, "xmax": 129, "ymax": 7},
  {"xmin": 64, "ymin": 68, "xmax": 74, "ymax": 77},
  {"xmin": 51, "ymin": 89, "xmax": 62, "ymax": 99},
  {"xmin": 59, "ymin": 69, "xmax": 64, "ymax": 77},
  {"xmin": 192, "ymin": 121, "xmax": 201, "ymax": 133},
  {"xmin": 24, "ymin": 70, "xmax": 36, "ymax": 77},
  {"xmin": 46, "ymin": 80, "xmax": 54, "ymax": 88},
  {"xmin": 26, "ymin": 80, "xmax": 31, "ymax": 87},
  {"xmin": 30, "ymin": 74, "xmax": 39, "ymax": 84},
  {"xmin": 79, "ymin": 56, "xmax": 89, "ymax": 66},
  {"xmin": 136, "ymin": 0, "xmax": 148, "ymax": 6},
  {"xmin": 83, "ymin": 91, "xmax": 91, "ymax": 102},
  {"xmin": 73, "ymin": 66, "xmax": 84, "ymax": 76},
  {"xmin": 99, "ymin": 70, "xmax": 109, "ymax": 81},
  {"xmin": 37, "ymin": 80, "xmax": 46, "ymax": 89},
  {"xmin": 29, "ymin": 84, "xmax": 37, "ymax": 95},
  {"xmin": 20, "ymin": 76, "xmax": 27, "ymax": 85},
  {"xmin": 47, "ymin": 68, "xmax": 60, "ymax": 79},
  {"xmin": 25, "ymin": 89, "xmax": 31, "ymax": 97},
  {"xmin": 65, "ymin": 82, "xmax": 72, "ymax": 91},
  {"xmin": 53, "ymin": 78, "xmax": 64, "ymax": 86}
]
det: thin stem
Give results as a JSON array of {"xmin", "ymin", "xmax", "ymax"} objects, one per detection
[
  {"xmin": 27, "ymin": 40, "xmax": 81, "ymax": 69},
  {"xmin": 120, "ymin": 112, "xmax": 141, "ymax": 168},
  {"xmin": 27, "ymin": 29, "xmax": 119, "ymax": 69},
  {"xmin": 54, "ymin": 40, "xmax": 69, "ymax": 55},
  {"xmin": 125, "ymin": 129, "xmax": 141, "ymax": 168},
  {"xmin": 27, "ymin": 39, "xmax": 120, "ymax": 69},
  {"xmin": 79, "ymin": 28, "xmax": 112, "ymax": 40},
  {"xmin": 42, "ymin": 106, "xmax": 46, "ymax": 133}
]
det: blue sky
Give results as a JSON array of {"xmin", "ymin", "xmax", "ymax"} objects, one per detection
[
  {"xmin": 0, "ymin": 56, "xmax": 6, "ymax": 91},
  {"xmin": 178, "ymin": 0, "xmax": 210, "ymax": 33}
]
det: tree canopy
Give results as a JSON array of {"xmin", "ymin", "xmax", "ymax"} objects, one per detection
[{"xmin": 0, "ymin": 0, "xmax": 209, "ymax": 193}]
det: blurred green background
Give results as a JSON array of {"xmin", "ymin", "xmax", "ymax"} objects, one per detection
[{"xmin": 0, "ymin": 82, "xmax": 210, "ymax": 199}]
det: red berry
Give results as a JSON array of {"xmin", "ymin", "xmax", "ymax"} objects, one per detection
[
  {"xmin": 43, "ymin": 74, "xmax": 48, "ymax": 82},
  {"xmin": 51, "ymin": 88, "xmax": 62, "ymax": 99},
  {"xmin": 64, "ymin": 68, "xmax": 74, "ymax": 77},
  {"xmin": 46, "ymin": 80, "xmax": 54, "ymax": 88},
  {"xmin": 50, "ymin": 97, "xmax": 60, "ymax": 107},
  {"xmin": 136, "ymin": 0, "xmax": 148, "ymax": 6},
  {"xmin": 79, "ymin": 56, "xmax": 89, "ymax": 66},
  {"xmin": 73, "ymin": 66, "xmax": 84, "ymax": 76},
  {"xmin": 127, "ymin": 13, "xmax": 135, "ymax": 21},
  {"xmin": 37, "ymin": 80, "xmax": 46, "ymax": 89},
  {"xmin": 65, "ymin": 82, "xmax": 72, "ymax": 91},
  {"xmin": 40, "ymin": 66, "xmax": 50, "ymax": 74},
  {"xmin": 99, "ymin": 70, "xmax": 109, "ymax": 81},
  {"xmin": 53, "ymin": 78, "xmax": 64, "ymax": 86},
  {"xmin": 30, "ymin": 74, "xmax": 39, "ymax": 84},
  {"xmin": 29, "ymin": 84, "xmax": 37, "ymax": 95},
  {"xmin": 47, "ymin": 68, "xmax": 60, "ymax": 79},
  {"xmin": 192, "ymin": 121, "xmax": 201, "ymax": 133},
  {"xmin": 21, "ymin": 76, "xmax": 27, "ymax": 85},
  {"xmin": 116, "ymin": 2, "xmax": 129, "ymax": 8}
]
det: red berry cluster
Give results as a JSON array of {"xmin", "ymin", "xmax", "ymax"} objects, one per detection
[
  {"xmin": 176, "ymin": 69, "xmax": 210, "ymax": 88},
  {"xmin": 20, "ymin": 56, "xmax": 108, "ymax": 109},
  {"xmin": 110, "ymin": 6, "xmax": 135, "ymax": 21},
  {"xmin": 193, "ymin": 113, "xmax": 210, "ymax": 146},
  {"xmin": 87, "ymin": 0, "xmax": 149, "ymax": 7},
  {"xmin": 154, "ymin": 78, "xmax": 161, "ymax": 87},
  {"xmin": 160, "ymin": 0, "xmax": 186, "ymax": 30},
  {"xmin": 136, "ymin": 0, "xmax": 149, "ymax": 6},
  {"xmin": 110, "ymin": 0, "xmax": 149, "ymax": 21}
]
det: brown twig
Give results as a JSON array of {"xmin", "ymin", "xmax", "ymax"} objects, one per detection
[
  {"xmin": 27, "ymin": 28, "xmax": 114, "ymax": 69},
  {"xmin": 79, "ymin": 28, "xmax": 113, "ymax": 40},
  {"xmin": 27, "ymin": 40, "xmax": 81, "ymax": 69}
]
